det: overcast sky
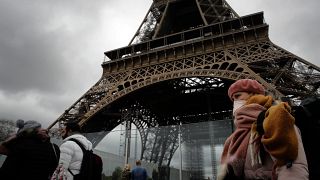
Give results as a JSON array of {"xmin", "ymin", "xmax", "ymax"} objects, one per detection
[{"xmin": 0, "ymin": 0, "xmax": 319, "ymax": 128}]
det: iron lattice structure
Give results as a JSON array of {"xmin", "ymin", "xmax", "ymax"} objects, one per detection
[{"xmin": 48, "ymin": 0, "xmax": 320, "ymax": 174}]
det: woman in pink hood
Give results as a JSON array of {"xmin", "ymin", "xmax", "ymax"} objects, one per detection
[{"xmin": 217, "ymin": 79, "xmax": 308, "ymax": 180}]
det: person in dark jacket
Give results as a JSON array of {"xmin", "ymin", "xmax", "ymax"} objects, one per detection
[
  {"xmin": 0, "ymin": 119, "xmax": 60, "ymax": 180},
  {"xmin": 293, "ymin": 96, "xmax": 320, "ymax": 180},
  {"xmin": 131, "ymin": 160, "xmax": 148, "ymax": 180}
]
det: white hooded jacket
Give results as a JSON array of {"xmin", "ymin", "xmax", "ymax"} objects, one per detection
[{"xmin": 58, "ymin": 134, "xmax": 93, "ymax": 180}]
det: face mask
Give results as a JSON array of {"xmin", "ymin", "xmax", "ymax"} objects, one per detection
[{"xmin": 233, "ymin": 100, "xmax": 246, "ymax": 115}]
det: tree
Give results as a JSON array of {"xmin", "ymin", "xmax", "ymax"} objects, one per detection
[
  {"xmin": 0, "ymin": 119, "xmax": 15, "ymax": 142},
  {"xmin": 102, "ymin": 173, "xmax": 112, "ymax": 180},
  {"xmin": 112, "ymin": 167, "xmax": 122, "ymax": 180}
]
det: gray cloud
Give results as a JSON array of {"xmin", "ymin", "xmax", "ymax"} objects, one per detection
[
  {"xmin": 0, "ymin": 0, "xmax": 318, "ymax": 128},
  {"xmin": 0, "ymin": 1, "xmax": 98, "ymax": 93},
  {"xmin": 228, "ymin": 0, "xmax": 320, "ymax": 66}
]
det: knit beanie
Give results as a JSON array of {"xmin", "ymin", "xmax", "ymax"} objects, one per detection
[
  {"xmin": 16, "ymin": 119, "xmax": 41, "ymax": 134},
  {"xmin": 228, "ymin": 79, "xmax": 265, "ymax": 100}
]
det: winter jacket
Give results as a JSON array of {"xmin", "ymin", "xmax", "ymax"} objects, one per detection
[
  {"xmin": 0, "ymin": 133, "xmax": 60, "ymax": 180},
  {"xmin": 275, "ymin": 126, "xmax": 309, "ymax": 180},
  {"xmin": 131, "ymin": 166, "xmax": 148, "ymax": 180},
  {"xmin": 58, "ymin": 133, "xmax": 92, "ymax": 180},
  {"xmin": 244, "ymin": 126, "xmax": 308, "ymax": 180}
]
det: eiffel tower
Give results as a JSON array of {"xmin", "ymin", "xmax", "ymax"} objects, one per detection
[{"xmin": 48, "ymin": 0, "xmax": 320, "ymax": 177}]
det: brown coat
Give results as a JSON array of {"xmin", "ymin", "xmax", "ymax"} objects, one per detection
[{"xmin": 244, "ymin": 126, "xmax": 308, "ymax": 180}]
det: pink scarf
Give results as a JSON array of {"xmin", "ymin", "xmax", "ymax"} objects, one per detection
[{"xmin": 221, "ymin": 103, "xmax": 266, "ymax": 177}]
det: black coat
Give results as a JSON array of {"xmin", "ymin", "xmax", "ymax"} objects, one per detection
[{"xmin": 0, "ymin": 134, "xmax": 60, "ymax": 180}]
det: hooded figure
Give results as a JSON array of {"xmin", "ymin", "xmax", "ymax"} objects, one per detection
[{"xmin": 0, "ymin": 119, "xmax": 60, "ymax": 180}]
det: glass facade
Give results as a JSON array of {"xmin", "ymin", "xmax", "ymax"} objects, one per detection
[{"xmin": 94, "ymin": 119, "xmax": 233, "ymax": 180}]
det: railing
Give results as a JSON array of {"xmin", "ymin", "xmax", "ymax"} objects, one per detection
[
  {"xmin": 103, "ymin": 12, "xmax": 266, "ymax": 62},
  {"xmin": 153, "ymin": 0, "xmax": 167, "ymax": 8}
]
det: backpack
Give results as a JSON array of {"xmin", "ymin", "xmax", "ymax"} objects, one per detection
[
  {"xmin": 256, "ymin": 96, "xmax": 320, "ymax": 180},
  {"xmin": 68, "ymin": 138, "xmax": 103, "ymax": 180}
]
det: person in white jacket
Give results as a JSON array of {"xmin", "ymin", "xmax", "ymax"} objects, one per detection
[{"xmin": 55, "ymin": 121, "xmax": 93, "ymax": 180}]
